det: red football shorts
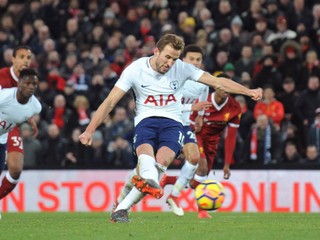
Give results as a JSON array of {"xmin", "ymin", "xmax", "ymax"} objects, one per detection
[{"xmin": 7, "ymin": 127, "xmax": 24, "ymax": 154}]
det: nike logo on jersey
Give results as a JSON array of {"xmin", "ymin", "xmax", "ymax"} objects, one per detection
[{"xmin": 141, "ymin": 84, "xmax": 150, "ymax": 88}]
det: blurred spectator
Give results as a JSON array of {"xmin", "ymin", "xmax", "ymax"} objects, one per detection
[
  {"xmin": 285, "ymin": 0, "xmax": 313, "ymax": 33},
  {"xmin": 266, "ymin": 15, "xmax": 297, "ymax": 52},
  {"xmin": 110, "ymin": 49, "xmax": 127, "ymax": 77},
  {"xmin": 307, "ymin": 107, "xmax": 320, "ymax": 152},
  {"xmin": 21, "ymin": 123, "xmax": 42, "ymax": 168},
  {"xmin": 102, "ymin": 8, "xmax": 121, "ymax": 36},
  {"xmin": 300, "ymin": 50, "xmax": 320, "ymax": 90},
  {"xmin": 59, "ymin": 52, "xmax": 79, "ymax": 80},
  {"xmin": 86, "ymin": 24, "xmax": 107, "ymax": 48},
  {"xmin": 295, "ymin": 75, "xmax": 320, "ymax": 150},
  {"xmin": 123, "ymin": 34, "xmax": 140, "ymax": 64},
  {"xmin": 265, "ymin": 0, "xmax": 282, "ymax": 31},
  {"xmin": 223, "ymin": 63, "xmax": 241, "ymax": 83},
  {"xmin": 212, "ymin": 27, "xmax": 242, "ymax": 62},
  {"xmin": 278, "ymin": 41, "xmax": 303, "ymax": 86},
  {"xmin": 68, "ymin": 63, "xmax": 90, "ymax": 94},
  {"xmin": 18, "ymin": 22, "xmax": 36, "ymax": 46},
  {"xmin": 235, "ymin": 45, "xmax": 255, "ymax": 77},
  {"xmin": 107, "ymin": 135, "xmax": 133, "ymax": 167},
  {"xmin": 82, "ymin": 44, "xmax": 106, "ymax": 76},
  {"xmin": 87, "ymin": 130, "xmax": 108, "ymax": 166},
  {"xmin": 31, "ymin": 24, "xmax": 51, "ymax": 54},
  {"xmin": 253, "ymin": 55, "xmax": 283, "ymax": 92},
  {"xmin": 254, "ymin": 85, "xmax": 285, "ymax": 130},
  {"xmin": 88, "ymin": 73, "xmax": 110, "ymax": 110},
  {"xmin": 178, "ymin": 17, "xmax": 197, "ymax": 46},
  {"xmin": 250, "ymin": 16, "xmax": 273, "ymax": 43},
  {"xmin": 66, "ymin": 95, "xmax": 91, "ymax": 136},
  {"xmin": 282, "ymin": 141, "xmax": 301, "ymax": 164},
  {"xmin": 241, "ymin": 0, "xmax": 265, "ymax": 32},
  {"xmin": 45, "ymin": 94, "xmax": 72, "ymax": 133},
  {"xmin": 230, "ymin": 15, "xmax": 247, "ymax": 45},
  {"xmin": 214, "ymin": 0, "xmax": 235, "ymax": 30},
  {"xmin": 301, "ymin": 145, "xmax": 320, "ymax": 163},
  {"xmin": 242, "ymin": 114, "xmax": 282, "ymax": 165},
  {"xmin": 202, "ymin": 18, "xmax": 218, "ymax": 43},
  {"xmin": 41, "ymin": 123, "xmax": 68, "ymax": 167},
  {"xmin": 64, "ymin": 127, "xmax": 90, "ymax": 166},
  {"xmin": 121, "ymin": 7, "xmax": 139, "ymax": 36},
  {"xmin": 281, "ymin": 124, "xmax": 303, "ymax": 155},
  {"xmin": 211, "ymin": 50, "xmax": 229, "ymax": 72},
  {"xmin": 0, "ymin": 48, "xmax": 13, "ymax": 67},
  {"xmin": 109, "ymin": 106, "xmax": 134, "ymax": 142},
  {"xmin": 277, "ymin": 77, "xmax": 300, "ymax": 127}
]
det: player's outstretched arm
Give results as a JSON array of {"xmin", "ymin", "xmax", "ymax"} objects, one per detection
[
  {"xmin": 198, "ymin": 72, "xmax": 263, "ymax": 101},
  {"xmin": 79, "ymin": 87, "xmax": 126, "ymax": 146}
]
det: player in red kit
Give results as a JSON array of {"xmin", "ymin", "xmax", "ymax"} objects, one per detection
[
  {"xmin": 0, "ymin": 45, "xmax": 38, "ymax": 201},
  {"xmin": 190, "ymin": 72, "xmax": 241, "ymax": 218}
]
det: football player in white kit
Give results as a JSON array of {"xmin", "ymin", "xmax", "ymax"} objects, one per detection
[
  {"xmin": 161, "ymin": 45, "xmax": 212, "ymax": 217},
  {"xmin": 0, "ymin": 68, "xmax": 41, "ymax": 218},
  {"xmin": 79, "ymin": 34, "xmax": 262, "ymax": 222}
]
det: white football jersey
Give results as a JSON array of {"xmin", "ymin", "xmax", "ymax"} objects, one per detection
[
  {"xmin": 181, "ymin": 80, "xmax": 209, "ymax": 126},
  {"xmin": 0, "ymin": 88, "xmax": 42, "ymax": 144},
  {"xmin": 115, "ymin": 57, "xmax": 204, "ymax": 126}
]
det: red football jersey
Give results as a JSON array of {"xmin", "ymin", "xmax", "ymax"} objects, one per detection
[
  {"xmin": 190, "ymin": 93, "xmax": 241, "ymax": 171},
  {"xmin": 191, "ymin": 93, "xmax": 241, "ymax": 137},
  {"xmin": 0, "ymin": 67, "xmax": 18, "ymax": 88}
]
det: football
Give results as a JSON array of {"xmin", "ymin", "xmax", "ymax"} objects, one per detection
[{"xmin": 194, "ymin": 180, "xmax": 225, "ymax": 211}]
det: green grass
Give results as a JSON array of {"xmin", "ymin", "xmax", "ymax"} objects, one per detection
[{"xmin": 0, "ymin": 212, "xmax": 319, "ymax": 240}]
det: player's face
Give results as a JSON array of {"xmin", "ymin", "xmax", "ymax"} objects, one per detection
[
  {"xmin": 153, "ymin": 45, "xmax": 181, "ymax": 74},
  {"xmin": 12, "ymin": 49, "xmax": 32, "ymax": 75},
  {"xmin": 182, "ymin": 52, "xmax": 203, "ymax": 68},
  {"xmin": 18, "ymin": 75, "xmax": 39, "ymax": 99},
  {"xmin": 215, "ymin": 88, "xmax": 229, "ymax": 100}
]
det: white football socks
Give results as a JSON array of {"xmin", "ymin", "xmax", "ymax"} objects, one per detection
[
  {"xmin": 116, "ymin": 168, "xmax": 137, "ymax": 204},
  {"xmin": 194, "ymin": 174, "xmax": 207, "ymax": 183},
  {"xmin": 115, "ymin": 187, "xmax": 144, "ymax": 211},
  {"xmin": 138, "ymin": 154, "xmax": 159, "ymax": 183},
  {"xmin": 171, "ymin": 161, "xmax": 197, "ymax": 197}
]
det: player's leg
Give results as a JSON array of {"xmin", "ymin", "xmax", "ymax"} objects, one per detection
[
  {"xmin": 131, "ymin": 118, "xmax": 183, "ymax": 198},
  {"xmin": 0, "ymin": 128, "xmax": 23, "ymax": 199},
  {"xmin": 111, "ymin": 119, "xmax": 161, "ymax": 222},
  {"xmin": 113, "ymin": 167, "xmax": 137, "ymax": 210}
]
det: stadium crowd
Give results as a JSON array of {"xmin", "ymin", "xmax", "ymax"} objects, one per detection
[{"xmin": 0, "ymin": 0, "xmax": 320, "ymax": 169}]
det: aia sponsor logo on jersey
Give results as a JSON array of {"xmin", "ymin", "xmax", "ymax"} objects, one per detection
[{"xmin": 144, "ymin": 94, "xmax": 177, "ymax": 106}]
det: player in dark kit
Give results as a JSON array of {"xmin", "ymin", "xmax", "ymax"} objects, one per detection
[{"xmin": 0, "ymin": 45, "xmax": 38, "ymax": 200}]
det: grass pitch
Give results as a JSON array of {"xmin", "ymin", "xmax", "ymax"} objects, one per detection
[{"xmin": 0, "ymin": 212, "xmax": 319, "ymax": 240}]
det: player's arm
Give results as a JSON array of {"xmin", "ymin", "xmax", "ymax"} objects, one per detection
[
  {"xmin": 28, "ymin": 116, "xmax": 38, "ymax": 137},
  {"xmin": 79, "ymin": 86, "xmax": 126, "ymax": 146},
  {"xmin": 198, "ymin": 72, "xmax": 262, "ymax": 101}
]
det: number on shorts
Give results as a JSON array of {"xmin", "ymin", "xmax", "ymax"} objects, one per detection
[
  {"xmin": 11, "ymin": 136, "xmax": 23, "ymax": 150},
  {"xmin": 178, "ymin": 131, "xmax": 185, "ymax": 147},
  {"xmin": 187, "ymin": 130, "xmax": 196, "ymax": 140}
]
